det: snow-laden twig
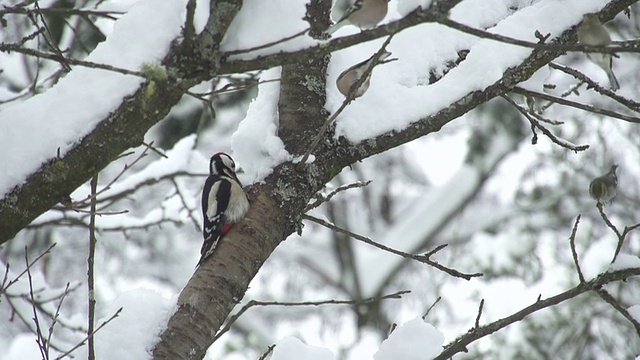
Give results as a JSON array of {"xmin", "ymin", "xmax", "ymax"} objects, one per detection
[{"xmin": 303, "ymin": 214, "xmax": 483, "ymax": 280}]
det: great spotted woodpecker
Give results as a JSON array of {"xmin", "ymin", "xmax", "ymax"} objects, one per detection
[{"xmin": 198, "ymin": 152, "xmax": 250, "ymax": 267}]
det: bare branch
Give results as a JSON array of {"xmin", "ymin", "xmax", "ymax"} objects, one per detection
[
  {"xmin": 422, "ymin": 296, "xmax": 442, "ymax": 320},
  {"xmin": 434, "ymin": 267, "xmax": 640, "ymax": 360},
  {"xmin": 257, "ymin": 344, "xmax": 276, "ymax": 360},
  {"xmin": 436, "ymin": 16, "xmax": 640, "ymax": 54},
  {"xmin": 474, "ymin": 299, "xmax": 485, "ymax": 329},
  {"xmin": 0, "ymin": 43, "xmax": 144, "ymax": 77},
  {"xmin": 513, "ymin": 87, "xmax": 640, "ymax": 124},
  {"xmin": 69, "ymin": 144, "xmax": 152, "ymax": 209},
  {"xmin": 502, "ymin": 95, "xmax": 589, "ymax": 152},
  {"xmin": 548, "ymin": 62, "xmax": 640, "ymax": 113},
  {"xmin": 0, "ymin": 243, "xmax": 56, "ymax": 296},
  {"xmin": 303, "ymin": 214, "xmax": 483, "ymax": 280},
  {"xmin": 26, "ymin": 246, "xmax": 49, "ymax": 360},
  {"xmin": 45, "ymin": 282, "xmax": 71, "ymax": 356},
  {"xmin": 88, "ymin": 175, "xmax": 98, "ymax": 360},
  {"xmin": 595, "ymin": 288, "xmax": 640, "ymax": 338},
  {"xmin": 213, "ymin": 290, "xmax": 410, "ymax": 342},
  {"xmin": 53, "ymin": 307, "xmax": 123, "ymax": 360},
  {"xmin": 224, "ymin": 28, "xmax": 309, "ymax": 57},
  {"xmin": 305, "ymin": 180, "xmax": 372, "ymax": 211},
  {"xmin": 569, "ymin": 215, "xmax": 585, "ymax": 284}
]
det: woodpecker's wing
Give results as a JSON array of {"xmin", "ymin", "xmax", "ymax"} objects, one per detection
[{"xmin": 198, "ymin": 177, "xmax": 232, "ymax": 267}]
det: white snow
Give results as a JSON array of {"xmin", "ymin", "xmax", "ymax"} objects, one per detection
[
  {"xmin": 374, "ymin": 317, "xmax": 444, "ymax": 360},
  {"xmin": 231, "ymin": 67, "xmax": 292, "ymax": 184},
  {"xmin": 220, "ymin": 0, "xmax": 317, "ymax": 59},
  {"xmin": 397, "ymin": 0, "xmax": 433, "ymax": 17},
  {"xmin": 629, "ymin": 305, "xmax": 640, "ymax": 323},
  {"xmin": 95, "ymin": 289, "xmax": 175, "ymax": 360},
  {"xmin": 331, "ymin": 0, "xmax": 608, "ymax": 143},
  {"xmin": 271, "ymin": 337, "xmax": 336, "ymax": 360},
  {"xmin": 3, "ymin": 334, "xmax": 44, "ymax": 360},
  {"xmin": 610, "ymin": 253, "xmax": 640, "ymax": 271},
  {"xmin": 0, "ymin": 0, "xmax": 185, "ymax": 198}
]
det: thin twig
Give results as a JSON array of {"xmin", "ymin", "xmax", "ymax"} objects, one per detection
[
  {"xmin": 303, "ymin": 214, "xmax": 483, "ymax": 280},
  {"xmin": 213, "ymin": 290, "xmax": 410, "ymax": 342},
  {"xmin": 513, "ymin": 87, "xmax": 640, "ymax": 124},
  {"xmin": 296, "ymin": 35, "xmax": 395, "ymax": 171},
  {"xmin": 474, "ymin": 299, "xmax": 485, "ymax": 329},
  {"xmin": 3, "ymin": 296, "xmax": 67, "ymax": 352},
  {"xmin": 434, "ymin": 267, "xmax": 640, "ymax": 360},
  {"xmin": 33, "ymin": 0, "xmax": 71, "ymax": 72},
  {"xmin": 305, "ymin": 180, "xmax": 372, "ymax": 211},
  {"xmin": 548, "ymin": 62, "xmax": 640, "ymax": 112},
  {"xmin": 171, "ymin": 178, "xmax": 200, "ymax": 232},
  {"xmin": 0, "ymin": 43, "xmax": 144, "ymax": 77},
  {"xmin": 595, "ymin": 288, "xmax": 640, "ymax": 338},
  {"xmin": 569, "ymin": 215, "xmax": 585, "ymax": 283},
  {"xmin": 596, "ymin": 203, "xmax": 621, "ymax": 238},
  {"xmin": 26, "ymin": 246, "xmax": 49, "ymax": 360},
  {"xmin": 422, "ymin": 296, "xmax": 442, "ymax": 320},
  {"xmin": 0, "ymin": 243, "xmax": 56, "ymax": 296},
  {"xmin": 224, "ymin": 28, "xmax": 310, "ymax": 57},
  {"xmin": 53, "ymin": 308, "xmax": 123, "ymax": 360},
  {"xmin": 436, "ymin": 16, "xmax": 640, "ymax": 54},
  {"xmin": 0, "ymin": 6, "xmax": 122, "ymax": 19},
  {"xmin": 257, "ymin": 344, "xmax": 276, "ymax": 360},
  {"xmin": 88, "ymin": 175, "xmax": 98, "ymax": 360},
  {"xmin": 69, "ymin": 144, "xmax": 152, "ymax": 209},
  {"xmin": 45, "ymin": 282, "xmax": 71, "ymax": 356},
  {"xmin": 613, "ymin": 222, "xmax": 640, "ymax": 263},
  {"xmin": 142, "ymin": 141, "xmax": 168, "ymax": 158},
  {"xmin": 502, "ymin": 94, "xmax": 589, "ymax": 152}
]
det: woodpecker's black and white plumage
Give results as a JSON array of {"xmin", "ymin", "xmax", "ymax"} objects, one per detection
[{"xmin": 198, "ymin": 152, "xmax": 250, "ymax": 267}]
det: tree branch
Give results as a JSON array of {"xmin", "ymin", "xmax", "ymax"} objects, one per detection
[{"xmin": 434, "ymin": 267, "xmax": 640, "ymax": 360}]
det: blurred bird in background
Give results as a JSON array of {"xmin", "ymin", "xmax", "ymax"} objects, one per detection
[
  {"xmin": 326, "ymin": 0, "xmax": 389, "ymax": 34},
  {"xmin": 577, "ymin": 14, "xmax": 620, "ymax": 90},
  {"xmin": 589, "ymin": 164, "xmax": 618, "ymax": 204}
]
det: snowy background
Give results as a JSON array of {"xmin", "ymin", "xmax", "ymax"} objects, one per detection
[{"xmin": 1, "ymin": 0, "xmax": 640, "ymax": 359}]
